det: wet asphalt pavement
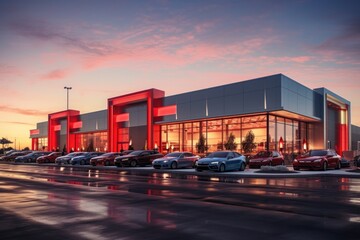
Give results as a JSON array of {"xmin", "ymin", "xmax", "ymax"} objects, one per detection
[{"xmin": 0, "ymin": 163, "xmax": 359, "ymax": 240}]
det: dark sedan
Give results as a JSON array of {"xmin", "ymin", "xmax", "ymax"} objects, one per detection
[
  {"xmin": 55, "ymin": 152, "xmax": 86, "ymax": 165},
  {"xmin": 1, "ymin": 151, "xmax": 32, "ymax": 162},
  {"xmin": 293, "ymin": 149, "xmax": 341, "ymax": 171},
  {"xmin": 15, "ymin": 151, "xmax": 51, "ymax": 163},
  {"xmin": 70, "ymin": 152, "xmax": 105, "ymax": 165},
  {"xmin": 248, "ymin": 151, "xmax": 284, "ymax": 168},
  {"xmin": 115, "ymin": 150, "xmax": 163, "ymax": 167}
]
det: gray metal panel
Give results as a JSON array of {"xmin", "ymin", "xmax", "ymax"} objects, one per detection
[
  {"xmin": 207, "ymin": 97, "xmax": 224, "ymax": 117},
  {"xmin": 224, "ymin": 94, "xmax": 244, "ymax": 115},
  {"xmin": 156, "ymin": 74, "xmax": 285, "ymax": 124},
  {"xmin": 125, "ymin": 103, "xmax": 147, "ymax": 127},
  {"xmin": 30, "ymin": 121, "xmax": 48, "ymax": 138},
  {"xmin": 190, "ymin": 100, "xmax": 206, "ymax": 119},
  {"xmin": 280, "ymin": 75, "xmax": 320, "ymax": 119},
  {"xmin": 77, "ymin": 110, "xmax": 108, "ymax": 133},
  {"xmin": 244, "ymin": 89, "xmax": 264, "ymax": 113}
]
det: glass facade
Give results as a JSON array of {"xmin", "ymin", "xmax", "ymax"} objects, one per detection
[
  {"xmin": 159, "ymin": 114, "xmax": 313, "ymax": 158},
  {"xmin": 36, "ymin": 137, "xmax": 48, "ymax": 151},
  {"xmin": 75, "ymin": 131, "xmax": 108, "ymax": 152}
]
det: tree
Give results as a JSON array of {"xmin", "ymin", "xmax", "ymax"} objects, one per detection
[
  {"xmin": 241, "ymin": 130, "xmax": 256, "ymax": 153},
  {"xmin": 1, "ymin": 137, "xmax": 13, "ymax": 154},
  {"xmin": 196, "ymin": 133, "xmax": 208, "ymax": 153},
  {"xmin": 224, "ymin": 132, "xmax": 238, "ymax": 151}
]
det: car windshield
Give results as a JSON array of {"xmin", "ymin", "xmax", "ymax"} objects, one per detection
[
  {"xmin": 101, "ymin": 153, "xmax": 116, "ymax": 157},
  {"xmin": 309, "ymin": 150, "xmax": 328, "ymax": 156},
  {"xmin": 254, "ymin": 151, "xmax": 271, "ymax": 158},
  {"xmin": 207, "ymin": 152, "xmax": 229, "ymax": 158},
  {"xmin": 66, "ymin": 152, "xmax": 82, "ymax": 157},
  {"xmin": 129, "ymin": 150, "xmax": 146, "ymax": 156},
  {"xmin": 166, "ymin": 152, "xmax": 182, "ymax": 157}
]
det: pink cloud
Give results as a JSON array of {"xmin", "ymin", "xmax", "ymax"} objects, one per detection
[
  {"xmin": 0, "ymin": 105, "xmax": 49, "ymax": 116},
  {"xmin": 0, "ymin": 121, "xmax": 33, "ymax": 126},
  {"xmin": 40, "ymin": 69, "xmax": 69, "ymax": 80}
]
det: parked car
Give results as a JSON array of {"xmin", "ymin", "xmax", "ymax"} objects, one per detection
[
  {"xmin": 354, "ymin": 155, "xmax": 360, "ymax": 167},
  {"xmin": 55, "ymin": 152, "xmax": 86, "ymax": 165},
  {"xmin": 115, "ymin": 150, "xmax": 163, "ymax": 167},
  {"xmin": 70, "ymin": 152, "xmax": 105, "ymax": 165},
  {"xmin": 195, "ymin": 151, "xmax": 246, "ymax": 172},
  {"xmin": 15, "ymin": 151, "xmax": 51, "ymax": 163},
  {"xmin": 90, "ymin": 152, "xmax": 122, "ymax": 166},
  {"xmin": 152, "ymin": 152, "xmax": 200, "ymax": 169},
  {"xmin": 340, "ymin": 158, "xmax": 351, "ymax": 168},
  {"xmin": 1, "ymin": 151, "xmax": 32, "ymax": 162},
  {"xmin": 293, "ymin": 149, "xmax": 341, "ymax": 171},
  {"xmin": 248, "ymin": 151, "xmax": 284, "ymax": 168},
  {"xmin": 37, "ymin": 152, "xmax": 62, "ymax": 164}
]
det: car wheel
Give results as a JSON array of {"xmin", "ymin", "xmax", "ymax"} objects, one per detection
[
  {"xmin": 115, "ymin": 163, "xmax": 121, "ymax": 168},
  {"xmin": 91, "ymin": 163, "xmax": 96, "ymax": 167},
  {"xmin": 219, "ymin": 164, "xmax": 225, "ymax": 172},
  {"xmin": 322, "ymin": 162, "xmax": 328, "ymax": 171},
  {"xmin": 170, "ymin": 161, "xmax": 177, "ymax": 169},
  {"xmin": 240, "ymin": 162, "xmax": 245, "ymax": 171},
  {"xmin": 130, "ymin": 160, "xmax": 137, "ymax": 167},
  {"xmin": 293, "ymin": 167, "xmax": 300, "ymax": 171},
  {"xmin": 80, "ymin": 160, "xmax": 85, "ymax": 165},
  {"xmin": 105, "ymin": 160, "xmax": 110, "ymax": 166},
  {"xmin": 336, "ymin": 161, "xmax": 341, "ymax": 170}
]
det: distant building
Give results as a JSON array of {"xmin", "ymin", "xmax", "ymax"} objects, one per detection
[{"xmin": 30, "ymin": 74, "xmax": 352, "ymax": 156}]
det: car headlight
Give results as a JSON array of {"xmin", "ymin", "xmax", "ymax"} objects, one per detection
[
  {"xmin": 210, "ymin": 161, "xmax": 219, "ymax": 165},
  {"xmin": 163, "ymin": 160, "xmax": 168, "ymax": 163},
  {"xmin": 314, "ymin": 159, "xmax": 321, "ymax": 162},
  {"xmin": 293, "ymin": 159, "xmax": 298, "ymax": 163}
]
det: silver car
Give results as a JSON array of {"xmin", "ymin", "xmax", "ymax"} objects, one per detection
[
  {"xmin": 55, "ymin": 152, "xmax": 86, "ymax": 165},
  {"xmin": 152, "ymin": 152, "xmax": 200, "ymax": 169}
]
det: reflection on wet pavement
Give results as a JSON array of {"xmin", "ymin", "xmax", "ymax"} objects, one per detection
[{"xmin": 0, "ymin": 163, "xmax": 359, "ymax": 239}]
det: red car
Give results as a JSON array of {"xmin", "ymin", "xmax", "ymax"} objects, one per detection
[
  {"xmin": 90, "ymin": 152, "xmax": 122, "ymax": 166},
  {"xmin": 36, "ymin": 152, "xmax": 62, "ymax": 164},
  {"xmin": 293, "ymin": 149, "xmax": 341, "ymax": 171},
  {"xmin": 248, "ymin": 151, "xmax": 284, "ymax": 168}
]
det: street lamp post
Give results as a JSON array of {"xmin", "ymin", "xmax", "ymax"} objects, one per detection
[{"xmin": 64, "ymin": 86, "xmax": 72, "ymax": 110}]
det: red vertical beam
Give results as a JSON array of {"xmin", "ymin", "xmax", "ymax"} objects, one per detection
[
  {"xmin": 31, "ymin": 138, "xmax": 36, "ymax": 150},
  {"xmin": 108, "ymin": 103, "xmax": 113, "ymax": 152},
  {"xmin": 147, "ymin": 93, "xmax": 153, "ymax": 150}
]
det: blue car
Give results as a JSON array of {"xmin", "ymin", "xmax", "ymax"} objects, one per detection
[
  {"xmin": 195, "ymin": 151, "xmax": 246, "ymax": 172},
  {"xmin": 70, "ymin": 152, "xmax": 104, "ymax": 165},
  {"xmin": 152, "ymin": 152, "xmax": 200, "ymax": 169}
]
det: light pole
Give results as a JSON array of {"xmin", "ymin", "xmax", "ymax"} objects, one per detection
[{"xmin": 64, "ymin": 86, "xmax": 72, "ymax": 110}]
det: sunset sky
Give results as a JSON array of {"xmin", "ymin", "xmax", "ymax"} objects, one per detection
[{"xmin": 0, "ymin": 0, "xmax": 359, "ymax": 149}]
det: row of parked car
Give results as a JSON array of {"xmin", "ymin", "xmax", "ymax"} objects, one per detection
[{"xmin": 1, "ymin": 149, "xmax": 358, "ymax": 172}]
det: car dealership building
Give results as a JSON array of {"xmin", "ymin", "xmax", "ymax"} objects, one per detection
[{"xmin": 30, "ymin": 74, "xmax": 351, "ymax": 157}]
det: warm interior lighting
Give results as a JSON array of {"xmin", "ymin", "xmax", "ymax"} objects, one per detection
[{"xmin": 279, "ymin": 136, "xmax": 284, "ymax": 150}]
